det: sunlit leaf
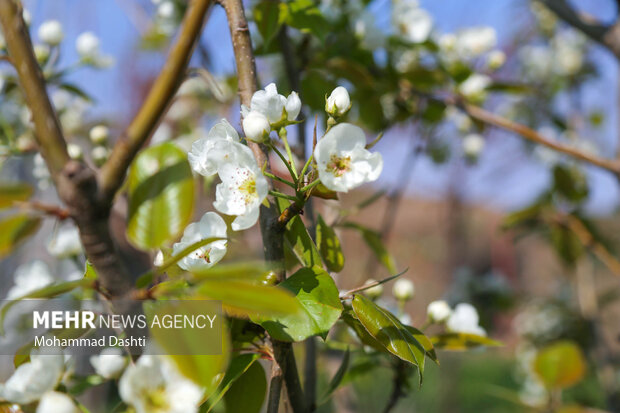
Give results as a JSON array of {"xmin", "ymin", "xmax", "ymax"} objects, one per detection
[
  {"xmin": 277, "ymin": 199, "xmax": 322, "ymax": 268},
  {"xmin": 257, "ymin": 266, "xmax": 342, "ymax": 342},
  {"xmin": 0, "ymin": 214, "xmax": 41, "ymax": 258},
  {"xmin": 431, "ymin": 332, "xmax": 501, "ymax": 351},
  {"xmin": 205, "ymin": 353, "xmax": 261, "ymax": 412},
  {"xmin": 253, "ymin": 0, "xmax": 283, "ymax": 49},
  {"xmin": 0, "ymin": 182, "xmax": 33, "ymax": 208},
  {"xmin": 127, "ymin": 142, "xmax": 194, "ymax": 250},
  {"xmin": 223, "ymin": 358, "xmax": 266, "ymax": 413},
  {"xmin": 533, "ymin": 340, "xmax": 586, "ymax": 390},
  {"xmin": 351, "ymin": 294, "xmax": 426, "ymax": 384}
]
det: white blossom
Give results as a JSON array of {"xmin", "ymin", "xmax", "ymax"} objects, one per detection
[
  {"xmin": 314, "ymin": 123, "xmax": 382, "ymax": 192},
  {"xmin": 188, "ymin": 119, "xmax": 241, "ymax": 177},
  {"xmin": 325, "ymin": 86, "xmax": 351, "ymax": 117},
  {"xmin": 285, "ymin": 92, "xmax": 302, "ymax": 121},
  {"xmin": 393, "ymin": 0, "xmax": 433, "ymax": 44},
  {"xmin": 34, "ymin": 44, "xmax": 50, "ymax": 62},
  {"xmin": 519, "ymin": 45, "xmax": 553, "ymax": 79},
  {"xmin": 75, "ymin": 32, "xmax": 100, "ymax": 59},
  {"xmin": 487, "ymin": 50, "xmax": 506, "ymax": 70},
  {"xmin": 0, "ymin": 351, "xmax": 65, "ymax": 405},
  {"xmin": 392, "ymin": 279, "xmax": 414, "ymax": 301},
  {"xmin": 213, "ymin": 146, "xmax": 269, "ymax": 231},
  {"xmin": 427, "ymin": 300, "xmax": 452, "ymax": 323},
  {"xmin": 91, "ymin": 146, "xmax": 109, "ymax": 166},
  {"xmin": 157, "ymin": 1, "xmax": 176, "ymax": 19},
  {"xmin": 89, "ymin": 125, "xmax": 109, "ymax": 144},
  {"xmin": 119, "ymin": 355, "xmax": 203, "ymax": 413},
  {"xmin": 47, "ymin": 226, "xmax": 83, "ymax": 259},
  {"xmin": 172, "ymin": 212, "xmax": 228, "ymax": 271},
  {"xmin": 38, "ymin": 20, "xmax": 64, "ymax": 46},
  {"xmin": 67, "ymin": 143, "xmax": 83, "ymax": 160},
  {"xmin": 363, "ymin": 279, "xmax": 383, "ymax": 299},
  {"xmin": 90, "ymin": 348, "xmax": 127, "ymax": 379},
  {"xmin": 438, "ymin": 33, "xmax": 456, "ymax": 52},
  {"xmin": 36, "ymin": 391, "xmax": 79, "ymax": 413},
  {"xmin": 246, "ymin": 83, "xmax": 299, "ymax": 124},
  {"xmin": 354, "ymin": 12, "xmax": 385, "ymax": 50},
  {"xmin": 7, "ymin": 260, "xmax": 54, "ymax": 299},
  {"xmin": 455, "ymin": 26, "xmax": 497, "ymax": 58},
  {"xmin": 458, "ymin": 74, "xmax": 491, "ymax": 100},
  {"xmin": 242, "ymin": 111, "xmax": 271, "ymax": 142},
  {"xmin": 446, "ymin": 303, "xmax": 486, "ymax": 336},
  {"xmin": 462, "ymin": 133, "xmax": 485, "ymax": 158}
]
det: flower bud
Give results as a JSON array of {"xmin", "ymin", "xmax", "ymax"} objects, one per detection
[
  {"xmin": 153, "ymin": 250, "xmax": 164, "ymax": 267},
  {"xmin": 76, "ymin": 32, "xmax": 100, "ymax": 59},
  {"xmin": 67, "ymin": 143, "xmax": 83, "ymax": 160},
  {"xmin": 325, "ymin": 86, "xmax": 351, "ymax": 117},
  {"xmin": 243, "ymin": 111, "xmax": 271, "ymax": 142},
  {"xmin": 393, "ymin": 279, "xmax": 414, "ymax": 301},
  {"xmin": 38, "ymin": 20, "xmax": 63, "ymax": 46},
  {"xmin": 427, "ymin": 300, "xmax": 452, "ymax": 323},
  {"xmin": 37, "ymin": 391, "xmax": 79, "ymax": 413},
  {"xmin": 285, "ymin": 92, "xmax": 301, "ymax": 121},
  {"xmin": 91, "ymin": 146, "xmax": 109, "ymax": 166},
  {"xmin": 89, "ymin": 125, "xmax": 109, "ymax": 144},
  {"xmin": 487, "ymin": 50, "xmax": 506, "ymax": 70},
  {"xmin": 363, "ymin": 279, "xmax": 383, "ymax": 299},
  {"xmin": 34, "ymin": 44, "xmax": 50, "ymax": 62},
  {"xmin": 462, "ymin": 133, "xmax": 485, "ymax": 158},
  {"xmin": 158, "ymin": 1, "xmax": 176, "ymax": 19}
]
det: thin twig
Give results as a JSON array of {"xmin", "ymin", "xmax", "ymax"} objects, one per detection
[{"xmin": 100, "ymin": 0, "xmax": 213, "ymax": 202}]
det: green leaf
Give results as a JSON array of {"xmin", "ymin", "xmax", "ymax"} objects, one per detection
[
  {"xmin": 257, "ymin": 266, "xmax": 343, "ymax": 342},
  {"xmin": 0, "ymin": 278, "xmax": 95, "ymax": 335},
  {"xmin": 0, "ymin": 214, "xmax": 41, "ymax": 258},
  {"xmin": 277, "ymin": 198, "xmax": 322, "ymax": 268},
  {"xmin": 190, "ymin": 261, "xmax": 273, "ymax": 282},
  {"xmin": 342, "ymin": 222, "xmax": 396, "ymax": 273},
  {"xmin": 351, "ymin": 294, "xmax": 426, "ymax": 384},
  {"xmin": 431, "ymin": 332, "xmax": 502, "ymax": 351},
  {"xmin": 553, "ymin": 165, "xmax": 588, "ymax": 204},
  {"xmin": 550, "ymin": 224, "xmax": 583, "ymax": 266},
  {"xmin": 196, "ymin": 279, "xmax": 299, "ymax": 318},
  {"xmin": 223, "ymin": 359, "xmax": 266, "ymax": 413},
  {"xmin": 205, "ymin": 353, "xmax": 261, "ymax": 412},
  {"xmin": 58, "ymin": 83, "xmax": 94, "ymax": 102},
  {"xmin": 0, "ymin": 183, "xmax": 33, "ymax": 208},
  {"xmin": 404, "ymin": 326, "xmax": 438, "ymax": 365},
  {"xmin": 533, "ymin": 340, "xmax": 586, "ymax": 390},
  {"xmin": 127, "ymin": 142, "xmax": 194, "ymax": 250},
  {"xmin": 281, "ymin": 0, "xmax": 328, "ymax": 42},
  {"xmin": 319, "ymin": 348, "xmax": 350, "ymax": 404},
  {"xmin": 316, "ymin": 215, "xmax": 344, "ymax": 272},
  {"xmin": 487, "ymin": 82, "xmax": 531, "ymax": 94},
  {"xmin": 253, "ymin": 0, "xmax": 282, "ymax": 49},
  {"xmin": 341, "ymin": 310, "xmax": 387, "ymax": 352}
]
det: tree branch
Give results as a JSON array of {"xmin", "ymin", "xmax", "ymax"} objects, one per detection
[
  {"xmin": 222, "ymin": 1, "xmax": 306, "ymax": 412},
  {"xmin": 0, "ymin": 0, "xmax": 69, "ymax": 178},
  {"xmin": 99, "ymin": 0, "xmax": 213, "ymax": 203},
  {"xmin": 0, "ymin": 0, "xmax": 132, "ymax": 297},
  {"xmin": 539, "ymin": 0, "xmax": 620, "ymax": 59}
]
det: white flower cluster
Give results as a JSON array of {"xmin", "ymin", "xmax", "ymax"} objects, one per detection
[
  {"xmin": 0, "ymin": 346, "xmax": 202, "ymax": 413},
  {"xmin": 520, "ymin": 29, "xmax": 587, "ymax": 79},
  {"xmin": 392, "ymin": 0, "xmax": 433, "ymax": 44},
  {"xmin": 241, "ymin": 83, "xmax": 301, "ymax": 141},
  {"xmin": 426, "ymin": 301, "xmax": 487, "ymax": 336}
]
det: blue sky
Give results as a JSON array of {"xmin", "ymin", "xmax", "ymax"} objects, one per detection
[{"xmin": 22, "ymin": 0, "xmax": 620, "ymax": 214}]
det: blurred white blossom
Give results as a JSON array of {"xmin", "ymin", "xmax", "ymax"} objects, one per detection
[
  {"xmin": 90, "ymin": 348, "xmax": 127, "ymax": 379},
  {"xmin": 47, "ymin": 226, "xmax": 83, "ymax": 259},
  {"xmin": 446, "ymin": 303, "xmax": 486, "ymax": 336},
  {"xmin": 172, "ymin": 212, "xmax": 228, "ymax": 271},
  {"xmin": 7, "ymin": 260, "xmax": 54, "ymax": 299}
]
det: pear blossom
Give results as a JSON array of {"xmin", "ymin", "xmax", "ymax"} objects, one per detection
[
  {"xmin": 91, "ymin": 146, "xmax": 109, "ymax": 166},
  {"xmin": 119, "ymin": 355, "xmax": 203, "ymax": 413},
  {"xmin": 314, "ymin": 123, "xmax": 382, "ymax": 192},
  {"xmin": 213, "ymin": 146, "xmax": 269, "ymax": 231},
  {"xmin": 242, "ymin": 111, "xmax": 271, "ymax": 142},
  {"xmin": 487, "ymin": 50, "xmax": 506, "ymax": 70},
  {"xmin": 438, "ymin": 33, "xmax": 456, "ymax": 52},
  {"xmin": 76, "ymin": 32, "xmax": 100, "ymax": 59},
  {"xmin": 47, "ymin": 226, "xmax": 83, "ymax": 259},
  {"xmin": 458, "ymin": 74, "xmax": 491, "ymax": 100},
  {"xmin": 36, "ymin": 391, "xmax": 79, "ymax": 413},
  {"xmin": 354, "ymin": 12, "xmax": 385, "ymax": 50},
  {"xmin": 38, "ymin": 20, "xmax": 63, "ymax": 46},
  {"xmin": 188, "ymin": 119, "xmax": 241, "ymax": 177},
  {"xmin": 446, "ymin": 303, "xmax": 486, "ymax": 336},
  {"xmin": 393, "ymin": 279, "xmax": 414, "ymax": 301},
  {"xmin": 172, "ymin": 212, "xmax": 227, "ymax": 271},
  {"xmin": 427, "ymin": 300, "xmax": 452, "ymax": 323},
  {"xmin": 462, "ymin": 133, "xmax": 485, "ymax": 158},
  {"xmin": 455, "ymin": 26, "xmax": 497, "ymax": 58},
  {"xmin": 7, "ymin": 260, "xmax": 54, "ymax": 299},
  {"xmin": 89, "ymin": 125, "xmax": 109, "ymax": 144},
  {"xmin": 34, "ymin": 44, "xmax": 50, "ymax": 62},
  {"xmin": 325, "ymin": 86, "xmax": 351, "ymax": 117},
  {"xmin": 245, "ymin": 83, "xmax": 299, "ymax": 124},
  {"xmin": 363, "ymin": 279, "xmax": 383, "ymax": 299},
  {"xmin": 90, "ymin": 348, "xmax": 127, "ymax": 379},
  {"xmin": 66, "ymin": 143, "xmax": 83, "ymax": 160},
  {"xmin": 0, "ymin": 351, "xmax": 65, "ymax": 404},
  {"xmin": 157, "ymin": 1, "xmax": 176, "ymax": 19},
  {"xmin": 393, "ymin": 1, "xmax": 433, "ymax": 44}
]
